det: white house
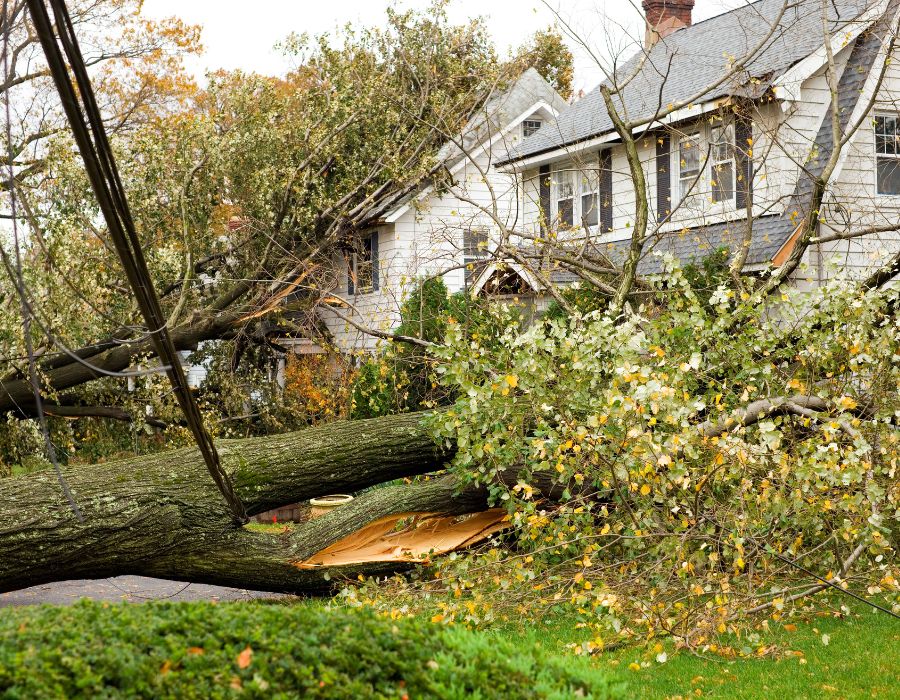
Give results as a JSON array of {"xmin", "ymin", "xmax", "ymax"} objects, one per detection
[
  {"xmin": 488, "ymin": 0, "xmax": 900, "ymax": 296},
  {"xmin": 314, "ymin": 0, "xmax": 900, "ymax": 358},
  {"xmin": 317, "ymin": 68, "xmax": 567, "ymax": 353}
]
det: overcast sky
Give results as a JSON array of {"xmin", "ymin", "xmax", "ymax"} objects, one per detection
[{"xmin": 141, "ymin": 1, "xmax": 746, "ymax": 94}]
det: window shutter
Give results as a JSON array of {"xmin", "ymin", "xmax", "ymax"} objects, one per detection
[
  {"xmin": 539, "ymin": 164, "xmax": 551, "ymax": 233},
  {"xmin": 370, "ymin": 231, "xmax": 379, "ymax": 291},
  {"xmin": 599, "ymin": 149, "xmax": 613, "ymax": 233},
  {"xmin": 735, "ymin": 115, "xmax": 753, "ymax": 210},
  {"xmin": 656, "ymin": 132, "xmax": 671, "ymax": 223},
  {"xmin": 347, "ymin": 252, "xmax": 354, "ymax": 295}
]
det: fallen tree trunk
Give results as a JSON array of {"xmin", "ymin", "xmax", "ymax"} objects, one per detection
[{"xmin": 0, "ymin": 411, "xmax": 490, "ymax": 594}]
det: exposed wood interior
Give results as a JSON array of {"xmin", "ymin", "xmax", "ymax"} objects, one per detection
[{"xmin": 295, "ymin": 509, "xmax": 508, "ymax": 568}]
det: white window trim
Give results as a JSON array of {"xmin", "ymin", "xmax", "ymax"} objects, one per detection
[
  {"xmin": 523, "ymin": 118, "xmax": 543, "ymax": 138},
  {"xmin": 671, "ymin": 121, "xmax": 737, "ymax": 216},
  {"xmin": 710, "ymin": 123, "xmax": 736, "ymax": 205},
  {"xmin": 349, "ymin": 232, "xmax": 377, "ymax": 295},
  {"xmin": 874, "ymin": 111, "xmax": 900, "ymax": 197},
  {"xmin": 551, "ymin": 165, "xmax": 600, "ymax": 231}
]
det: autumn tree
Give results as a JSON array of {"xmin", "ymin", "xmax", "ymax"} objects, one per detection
[{"xmin": 511, "ymin": 27, "xmax": 574, "ymax": 100}]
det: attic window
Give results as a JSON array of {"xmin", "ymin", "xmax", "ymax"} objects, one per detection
[
  {"xmin": 523, "ymin": 119, "xmax": 543, "ymax": 137},
  {"xmin": 875, "ymin": 114, "xmax": 900, "ymax": 195}
]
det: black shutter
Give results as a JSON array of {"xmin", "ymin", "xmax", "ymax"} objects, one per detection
[
  {"xmin": 347, "ymin": 252, "xmax": 354, "ymax": 295},
  {"xmin": 656, "ymin": 132, "xmax": 671, "ymax": 223},
  {"xmin": 599, "ymin": 149, "xmax": 613, "ymax": 233},
  {"xmin": 735, "ymin": 115, "xmax": 753, "ymax": 210},
  {"xmin": 539, "ymin": 164, "xmax": 551, "ymax": 234},
  {"xmin": 370, "ymin": 231, "xmax": 379, "ymax": 291}
]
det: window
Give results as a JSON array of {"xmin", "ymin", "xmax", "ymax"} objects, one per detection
[
  {"xmin": 710, "ymin": 124, "xmax": 735, "ymax": 203},
  {"xmin": 523, "ymin": 119, "xmax": 543, "ymax": 137},
  {"xmin": 463, "ymin": 228, "xmax": 489, "ymax": 286},
  {"xmin": 677, "ymin": 132, "xmax": 701, "ymax": 207},
  {"xmin": 581, "ymin": 171, "xmax": 599, "ymax": 227},
  {"xmin": 551, "ymin": 166, "xmax": 604, "ymax": 230},
  {"xmin": 875, "ymin": 114, "xmax": 900, "ymax": 195},
  {"xmin": 673, "ymin": 123, "xmax": 737, "ymax": 210},
  {"xmin": 554, "ymin": 169, "xmax": 575, "ymax": 228},
  {"xmin": 348, "ymin": 232, "xmax": 378, "ymax": 294}
]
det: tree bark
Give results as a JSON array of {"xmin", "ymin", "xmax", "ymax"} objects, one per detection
[{"xmin": 0, "ymin": 411, "xmax": 479, "ymax": 594}]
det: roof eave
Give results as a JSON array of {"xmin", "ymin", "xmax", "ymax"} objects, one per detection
[{"xmin": 497, "ymin": 97, "xmax": 733, "ymax": 171}]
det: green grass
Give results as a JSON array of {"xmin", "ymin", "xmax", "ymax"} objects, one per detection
[
  {"xmin": 488, "ymin": 603, "xmax": 900, "ymax": 700},
  {"xmin": 3, "ymin": 592, "xmax": 896, "ymax": 699}
]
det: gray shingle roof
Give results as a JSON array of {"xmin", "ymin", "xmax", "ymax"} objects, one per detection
[
  {"xmin": 600, "ymin": 214, "xmax": 794, "ymax": 275},
  {"xmin": 503, "ymin": 0, "xmax": 871, "ymax": 163}
]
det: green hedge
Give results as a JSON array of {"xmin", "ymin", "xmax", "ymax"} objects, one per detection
[{"xmin": 0, "ymin": 601, "xmax": 622, "ymax": 699}]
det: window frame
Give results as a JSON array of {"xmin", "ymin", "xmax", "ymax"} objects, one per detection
[
  {"xmin": 463, "ymin": 228, "xmax": 490, "ymax": 287},
  {"xmin": 580, "ymin": 170, "xmax": 600, "ymax": 227},
  {"xmin": 671, "ymin": 121, "xmax": 737, "ymax": 212},
  {"xmin": 552, "ymin": 167, "xmax": 575, "ymax": 229},
  {"xmin": 349, "ymin": 231, "xmax": 378, "ymax": 295},
  {"xmin": 551, "ymin": 164, "xmax": 602, "ymax": 231},
  {"xmin": 710, "ymin": 123, "xmax": 736, "ymax": 204},
  {"xmin": 523, "ymin": 118, "xmax": 543, "ymax": 138},
  {"xmin": 675, "ymin": 131, "xmax": 702, "ymax": 209},
  {"xmin": 874, "ymin": 113, "xmax": 900, "ymax": 196}
]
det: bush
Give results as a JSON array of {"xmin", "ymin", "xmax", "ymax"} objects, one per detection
[
  {"xmin": 351, "ymin": 278, "xmax": 498, "ymax": 419},
  {"xmin": 0, "ymin": 601, "xmax": 621, "ymax": 699}
]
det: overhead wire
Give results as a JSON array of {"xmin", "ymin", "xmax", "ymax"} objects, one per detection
[{"xmin": 23, "ymin": 0, "xmax": 247, "ymax": 522}]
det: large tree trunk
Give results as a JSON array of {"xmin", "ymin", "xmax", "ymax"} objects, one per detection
[{"xmin": 0, "ymin": 411, "xmax": 494, "ymax": 594}]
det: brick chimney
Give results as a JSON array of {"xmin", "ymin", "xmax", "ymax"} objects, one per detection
[{"xmin": 642, "ymin": 0, "xmax": 695, "ymax": 48}]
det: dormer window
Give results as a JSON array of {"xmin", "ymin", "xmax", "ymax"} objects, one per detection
[
  {"xmin": 523, "ymin": 119, "xmax": 543, "ymax": 138},
  {"xmin": 672, "ymin": 121, "xmax": 737, "ymax": 211}
]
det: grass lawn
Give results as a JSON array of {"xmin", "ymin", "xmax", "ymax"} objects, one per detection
[{"xmin": 488, "ymin": 602, "xmax": 899, "ymax": 700}]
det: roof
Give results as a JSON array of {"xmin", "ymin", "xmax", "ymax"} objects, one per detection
[
  {"xmin": 443, "ymin": 67, "xmax": 569, "ymax": 167},
  {"xmin": 360, "ymin": 68, "xmax": 567, "ymax": 224},
  {"xmin": 503, "ymin": 0, "xmax": 872, "ymax": 163},
  {"xmin": 602, "ymin": 214, "xmax": 795, "ymax": 275}
]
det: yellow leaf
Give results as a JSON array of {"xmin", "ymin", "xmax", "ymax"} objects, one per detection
[
  {"xmin": 640, "ymin": 484, "xmax": 652, "ymax": 496},
  {"xmin": 629, "ymin": 662, "xmax": 641, "ymax": 672},
  {"xmin": 505, "ymin": 374, "xmax": 519, "ymax": 388},
  {"xmin": 237, "ymin": 646, "xmax": 253, "ymax": 670},
  {"xmin": 838, "ymin": 396, "xmax": 857, "ymax": 410}
]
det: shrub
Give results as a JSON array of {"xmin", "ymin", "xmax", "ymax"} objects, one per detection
[
  {"xmin": 351, "ymin": 278, "xmax": 499, "ymax": 419},
  {"xmin": 0, "ymin": 601, "xmax": 621, "ymax": 699}
]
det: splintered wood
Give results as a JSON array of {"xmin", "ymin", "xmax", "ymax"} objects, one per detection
[{"xmin": 295, "ymin": 509, "xmax": 508, "ymax": 568}]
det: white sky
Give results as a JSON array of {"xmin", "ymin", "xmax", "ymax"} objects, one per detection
[{"xmin": 141, "ymin": 1, "xmax": 746, "ymax": 94}]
